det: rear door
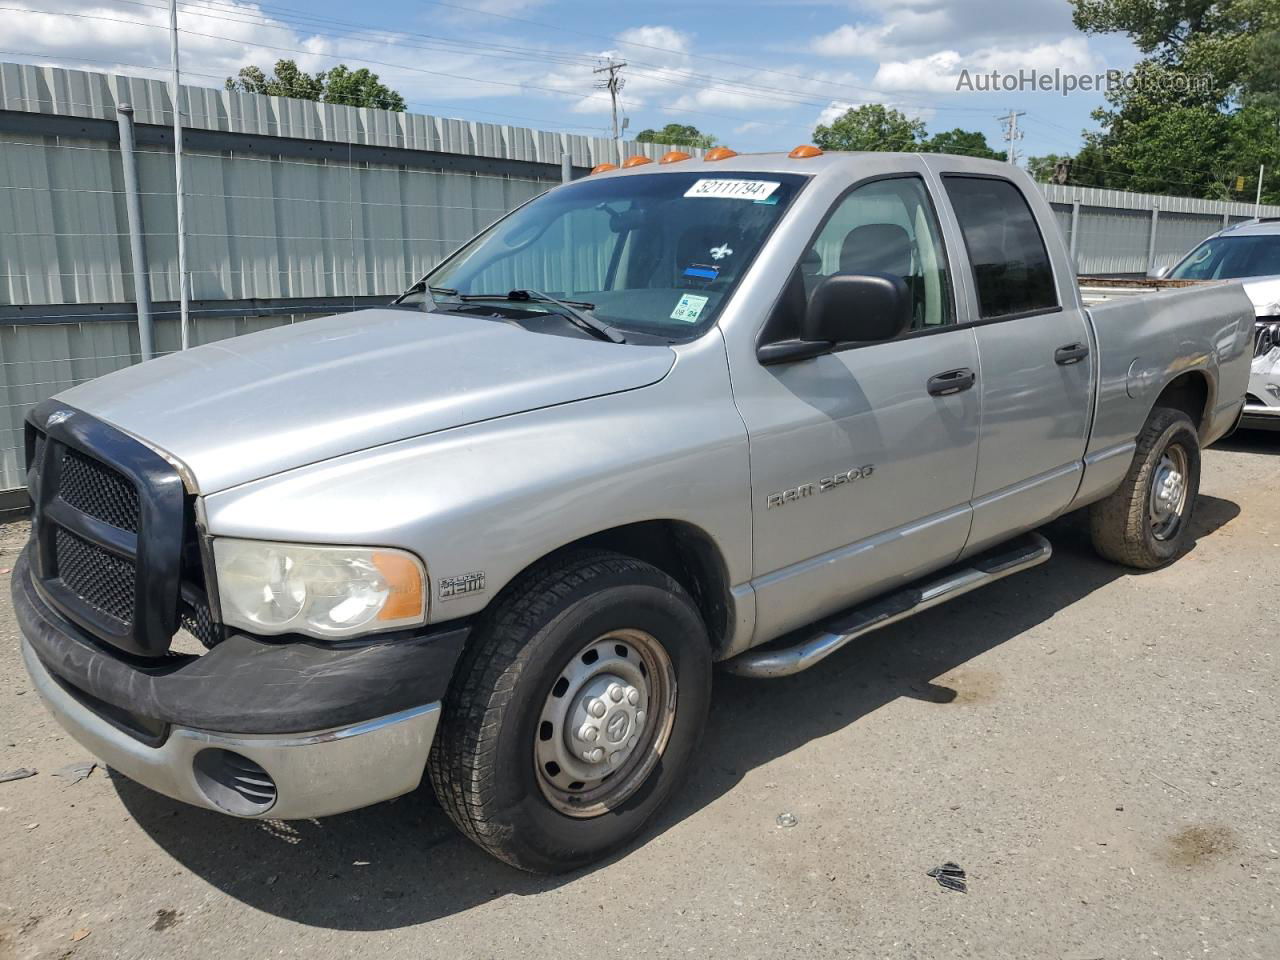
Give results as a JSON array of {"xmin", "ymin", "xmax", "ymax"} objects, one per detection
[
  {"xmin": 729, "ymin": 171, "xmax": 982, "ymax": 643},
  {"xmin": 935, "ymin": 172, "xmax": 1094, "ymax": 553}
]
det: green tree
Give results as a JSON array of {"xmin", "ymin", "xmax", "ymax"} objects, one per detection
[
  {"xmin": 812, "ymin": 104, "xmax": 925, "ymax": 152},
  {"xmin": 634, "ymin": 123, "xmax": 716, "ymax": 149},
  {"xmin": 1243, "ymin": 30, "xmax": 1280, "ymax": 111},
  {"xmin": 225, "ymin": 59, "xmax": 406, "ymax": 111},
  {"xmin": 918, "ymin": 128, "xmax": 1004, "ymax": 160},
  {"xmin": 1066, "ymin": 0, "xmax": 1280, "ymax": 202}
]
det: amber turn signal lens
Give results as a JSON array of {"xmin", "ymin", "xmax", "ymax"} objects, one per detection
[
  {"xmin": 703, "ymin": 146, "xmax": 738, "ymax": 161},
  {"xmin": 622, "ymin": 155, "xmax": 654, "ymax": 168},
  {"xmin": 372, "ymin": 551, "xmax": 426, "ymax": 621},
  {"xmin": 660, "ymin": 150, "xmax": 691, "ymax": 164},
  {"xmin": 590, "ymin": 162, "xmax": 618, "ymax": 175},
  {"xmin": 789, "ymin": 144, "xmax": 823, "ymax": 159}
]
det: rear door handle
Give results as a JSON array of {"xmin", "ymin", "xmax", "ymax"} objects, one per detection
[
  {"xmin": 1054, "ymin": 342, "xmax": 1090, "ymax": 365},
  {"xmin": 926, "ymin": 367, "xmax": 976, "ymax": 397}
]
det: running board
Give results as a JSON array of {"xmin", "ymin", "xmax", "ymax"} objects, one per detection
[{"xmin": 722, "ymin": 532, "xmax": 1052, "ymax": 679}]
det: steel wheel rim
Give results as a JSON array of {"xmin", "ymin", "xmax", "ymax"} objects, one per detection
[
  {"xmin": 534, "ymin": 628, "xmax": 677, "ymax": 818},
  {"xmin": 1149, "ymin": 442, "xmax": 1189, "ymax": 541}
]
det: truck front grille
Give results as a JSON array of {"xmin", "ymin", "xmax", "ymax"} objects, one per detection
[
  {"xmin": 54, "ymin": 527, "xmax": 136, "ymax": 626},
  {"xmin": 59, "ymin": 448, "xmax": 140, "ymax": 533},
  {"xmin": 25, "ymin": 403, "xmax": 220, "ymax": 656},
  {"xmin": 180, "ymin": 593, "xmax": 218, "ymax": 649},
  {"xmin": 1255, "ymin": 320, "xmax": 1280, "ymax": 357}
]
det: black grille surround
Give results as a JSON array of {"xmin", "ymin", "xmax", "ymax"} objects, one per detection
[{"xmin": 25, "ymin": 400, "xmax": 217, "ymax": 657}]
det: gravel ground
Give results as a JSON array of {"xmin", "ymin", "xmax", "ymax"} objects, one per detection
[{"xmin": 1, "ymin": 434, "xmax": 1278, "ymax": 960}]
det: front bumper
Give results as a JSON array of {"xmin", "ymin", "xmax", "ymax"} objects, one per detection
[
  {"xmin": 23, "ymin": 640, "xmax": 440, "ymax": 818},
  {"xmin": 13, "ymin": 547, "xmax": 468, "ymax": 819}
]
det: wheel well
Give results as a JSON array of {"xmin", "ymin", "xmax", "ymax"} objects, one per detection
[
  {"xmin": 1153, "ymin": 371, "xmax": 1210, "ymax": 435},
  {"xmin": 536, "ymin": 521, "xmax": 732, "ymax": 654}
]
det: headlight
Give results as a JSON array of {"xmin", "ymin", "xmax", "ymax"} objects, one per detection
[
  {"xmin": 212, "ymin": 539, "xmax": 427, "ymax": 639},
  {"xmin": 1259, "ymin": 302, "xmax": 1280, "ymax": 318}
]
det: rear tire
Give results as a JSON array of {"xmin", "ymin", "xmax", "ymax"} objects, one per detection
[
  {"xmin": 428, "ymin": 550, "xmax": 712, "ymax": 873},
  {"xmin": 1090, "ymin": 406, "xmax": 1201, "ymax": 569}
]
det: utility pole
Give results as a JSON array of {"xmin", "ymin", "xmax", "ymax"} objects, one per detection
[
  {"xmin": 997, "ymin": 109, "xmax": 1025, "ymax": 165},
  {"xmin": 593, "ymin": 59, "xmax": 626, "ymax": 163},
  {"xmin": 168, "ymin": 0, "xmax": 190, "ymax": 350},
  {"xmin": 1257, "ymin": 164, "xmax": 1266, "ymax": 217}
]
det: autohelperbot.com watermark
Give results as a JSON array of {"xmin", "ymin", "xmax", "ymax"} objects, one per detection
[{"xmin": 956, "ymin": 68, "xmax": 1211, "ymax": 98}]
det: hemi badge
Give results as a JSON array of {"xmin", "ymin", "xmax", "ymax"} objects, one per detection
[{"xmin": 439, "ymin": 571, "xmax": 486, "ymax": 600}]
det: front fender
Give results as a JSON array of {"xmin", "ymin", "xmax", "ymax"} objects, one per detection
[{"xmin": 201, "ymin": 334, "xmax": 753, "ymax": 633}]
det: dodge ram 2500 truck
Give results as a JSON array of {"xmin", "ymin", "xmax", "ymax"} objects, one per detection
[{"xmin": 13, "ymin": 149, "xmax": 1254, "ymax": 874}]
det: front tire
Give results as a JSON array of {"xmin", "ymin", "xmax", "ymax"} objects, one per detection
[
  {"xmin": 428, "ymin": 550, "xmax": 712, "ymax": 873},
  {"xmin": 1090, "ymin": 406, "xmax": 1201, "ymax": 569}
]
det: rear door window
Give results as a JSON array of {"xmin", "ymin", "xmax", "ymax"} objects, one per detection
[{"xmin": 943, "ymin": 176, "xmax": 1058, "ymax": 319}]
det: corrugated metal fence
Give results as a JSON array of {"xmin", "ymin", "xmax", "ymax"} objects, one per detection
[
  {"xmin": 2, "ymin": 61, "xmax": 1279, "ymax": 498},
  {"xmin": 1040, "ymin": 183, "xmax": 1277, "ymax": 275},
  {"xmin": 0, "ymin": 62, "xmax": 680, "ymax": 495}
]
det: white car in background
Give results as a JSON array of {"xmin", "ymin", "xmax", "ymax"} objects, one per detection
[{"xmin": 1159, "ymin": 219, "xmax": 1280, "ymax": 430}]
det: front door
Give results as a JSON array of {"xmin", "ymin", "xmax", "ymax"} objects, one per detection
[{"xmin": 730, "ymin": 175, "xmax": 982, "ymax": 644}]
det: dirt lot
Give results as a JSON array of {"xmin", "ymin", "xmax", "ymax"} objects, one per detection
[{"xmin": 1, "ymin": 434, "xmax": 1278, "ymax": 960}]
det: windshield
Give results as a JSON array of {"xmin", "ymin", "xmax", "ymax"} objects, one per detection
[
  {"xmin": 1168, "ymin": 232, "xmax": 1280, "ymax": 280},
  {"xmin": 409, "ymin": 171, "xmax": 808, "ymax": 339}
]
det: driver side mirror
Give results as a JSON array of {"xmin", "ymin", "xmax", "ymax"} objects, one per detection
[
  {"xmin": 1148, "ymin": 265, "xmax": 1170, "ymax": 280},
  {"xmin": 803, "ymin": 272, "xmax": 912, "ymax": 344}
]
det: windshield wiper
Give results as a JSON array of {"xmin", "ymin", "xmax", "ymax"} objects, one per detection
[
  {"xmin": 395, "ymin": 280, "xmax": 459, "ymax": 310},
  {"xmin": 458, "ymin": 289, "xmax": 626, "ymax": 343}
]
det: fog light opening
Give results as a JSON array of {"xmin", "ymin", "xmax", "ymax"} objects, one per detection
[{"xmin": 192, "ymin": 748, "xmax": 278, "ymax": 816}]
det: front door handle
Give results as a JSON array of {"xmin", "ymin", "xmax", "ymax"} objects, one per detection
[
  {"xmin": 927, "ymin": 367, "xmax": 976, "ymax": 397},
  {"xmin": 1055, "ymin": 342, "xmax": 1090, "ymax": 365}
]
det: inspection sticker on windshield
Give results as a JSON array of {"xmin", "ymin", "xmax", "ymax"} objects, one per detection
[
  {"xmin": 684, "ymin": 179, "xmax": 780, "ymax": 201},
  {"xmin": 670, "ymin": 293, "xmax": 709, "ymax": 323}
]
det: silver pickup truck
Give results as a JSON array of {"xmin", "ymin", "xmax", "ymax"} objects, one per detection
[{"xmin": 12, "ymin": 150, "xmax": 1254, "ymax": 873}]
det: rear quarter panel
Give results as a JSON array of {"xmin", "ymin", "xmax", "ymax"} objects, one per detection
[{"xmin": 1072, "ymin": 283, "xmax": 1253, "ymax": 507}]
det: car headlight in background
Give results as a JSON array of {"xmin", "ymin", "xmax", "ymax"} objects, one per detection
[
  {"xmin": 212, "ymin": 539, "xmax": 427, "ymax": 638},
  {"xmin": 1258, "ymin": 302, "xmax": 1280, "ymax": 318}
]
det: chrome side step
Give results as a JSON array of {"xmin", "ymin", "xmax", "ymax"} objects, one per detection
[{"xmin": 722, "ymin": 532, "xmax": 1052, "ymax": 679}]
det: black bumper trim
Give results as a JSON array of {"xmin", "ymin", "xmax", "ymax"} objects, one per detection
[{"xmin": 12, "ymin": 548, "xmax": 468, "ymax": 735}]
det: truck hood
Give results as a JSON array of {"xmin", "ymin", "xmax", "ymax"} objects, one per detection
[
  {"xmin": 57, "ymin": 309, "xmax": 676, "ymax": 493},
  {"xmin": 1241, "ymin": 275, "xmax": 1280, "ymax": 314}
]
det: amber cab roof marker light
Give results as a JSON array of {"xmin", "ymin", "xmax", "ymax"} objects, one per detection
[
  {"xmin": 789, "ymin": 144, "xmax": 824, "ymax": 159},
  {"xmin": 659, "ymin": 150, "xmax": 692, "ymax": 164},
  {"xmin": 622, "ymin": 155, "xmax": 654, "ymax": 168},
  {"xmin": 703, "ymin": 146, "xmax": 738, "ymax": 161},
  {"xmin": 589, "ymin": 162, "xmax": 618, "ymax": 175}
]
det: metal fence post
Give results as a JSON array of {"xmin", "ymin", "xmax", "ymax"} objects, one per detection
[
  {"xmin": 1069, "ymin": 199, "xmax": 1081, "ymax": 263},
  {"xmin": 561, "ymin": 152, "xmax": 572, "ymax": 184},
  {"xmin": 1145, "ymin": 205, "xmax": 1160, "ymax": 274},
  {"xmin": 115, "ymin": 103, "xmax": 154, "ymax": 361}
]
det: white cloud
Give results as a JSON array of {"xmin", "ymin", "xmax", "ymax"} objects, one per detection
[
  {"xmin": 872, "ymin": 37, "xmax": 1099, "ymax": 93},
  {"xmin": 871, "ymin": 51, "xmax": 964, "ymax": 92},
  {"xmin": 812, "ymin": 24, "xmax": 893, "ymax": 58},
  {"xmin": 813, "ymin": 0, "xmax": 1081, "ymax": 60},
  {"xmin": 614, "ymin": 25, "xmax": 691, "ymax": 57}
]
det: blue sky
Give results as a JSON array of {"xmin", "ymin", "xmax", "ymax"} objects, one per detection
[{"xmin": 12, "ymin": 0, "xmax": 1143, "ymax": 162}]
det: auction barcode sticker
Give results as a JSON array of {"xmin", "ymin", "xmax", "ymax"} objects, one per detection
[{"xmin": 683, "ymin": 179, "xmax": 780, "ymax": 201}]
